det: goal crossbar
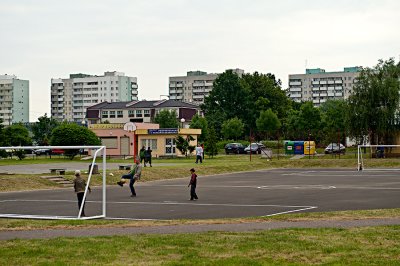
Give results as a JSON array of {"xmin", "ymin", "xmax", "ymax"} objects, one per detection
[
  {"xmin": 357, "ymin": 144, "xmax": 400, "ymax": 171},
  {"xmin": 0, "ymin": 145, "xmax": 106, "ymax": 220}
]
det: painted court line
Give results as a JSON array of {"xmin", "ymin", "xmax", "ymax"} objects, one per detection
[{"xmin": 0, "ymin": 199, "xmax": 316, "ymax": 209}]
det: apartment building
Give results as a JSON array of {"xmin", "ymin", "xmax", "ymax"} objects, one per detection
[
  {"xmin": 86, "ymin": 99, "xmax": 201, "ymax": 127},
  {"xmin": 288, "ymin": 67, "xmax": 361, "ymax": 106},
  {"xmin": 169, "ymin": 68, "xmax": 244, "ymax": 105},
  {"xmin": 0, "ymin": 74, "xmax": 29, "ymax": 125},
  {"xmin": 51, "ymin": 71, "xmax": 138, "ymax": 122}
]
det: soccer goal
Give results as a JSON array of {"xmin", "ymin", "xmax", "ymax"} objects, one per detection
[
  {"xmin": 0, "ymin": 145, "xmax": 106, "ymax": 220},
  {"xmin": 357, "ymin": 144, "xmax": 400, "ymax": 171}
]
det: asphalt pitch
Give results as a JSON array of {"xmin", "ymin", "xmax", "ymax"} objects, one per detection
[{"xmin": 1, "ymin": 168, "xmax": 400, "ymax": 220}]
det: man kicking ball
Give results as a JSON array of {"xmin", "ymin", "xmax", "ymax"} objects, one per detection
[{"xmin": 117, "ymin": 158, "xmax": 142, "ymax": 197}]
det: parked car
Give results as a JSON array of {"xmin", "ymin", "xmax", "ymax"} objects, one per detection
[
  {"xmin": 244, "ymin": 143, "xmax": 266, "ymax": 154},
  {"xmin": 51, "ymin": 149, "xmax": 65, "ymax": 155},
  {"xmin": 324, "ymin": 143, "xmax": 345, "ymax": 154},
  {"xmin": 225, "ymin": 143, "xmax": 246, "ymax": 154},
  {"xmin": 33, "ymin": 149, "xmax": 51, "ymax": 155}
]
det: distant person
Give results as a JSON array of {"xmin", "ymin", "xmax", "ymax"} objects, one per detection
[
  {"xmin": 73, "ymin": 170, "xmax": 91, "ymax": 216},
  {"xmin": 188, "ymin": 168, "xmax": 198, "ymax": 201},
  {"xmin": 139, "ymin": 146, "xmax": 146, "ymax": 164},
  {"xmin": 144, "ymin": 147, "xmax": 152, "ymax": 167},
  {"xmin": 195, "ymin": 144, "xmax": 203, "ymax": 164},
  {"xmin": 117, "ymin": 159, "xmax": 142, "ymax": 197}
]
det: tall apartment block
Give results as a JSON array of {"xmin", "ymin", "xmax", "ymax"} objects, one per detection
[
  {"xmin": 169, "ymin": 68, "xmax": 244, "ymax": 105},
  {"xmin": 0, "ymin": 74, "xmax": 29, "ymax": 125},
  {"xmin": 288, "ymin": 67, "xmax": 361, "ymax": 106},
  {"xmin": 51, "ymin": 71, "xmax": 138, "ymax": 122}
]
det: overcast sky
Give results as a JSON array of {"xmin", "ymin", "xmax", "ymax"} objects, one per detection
[{"xmin": 1, "ymin": 0, "xmax": 399, "ymax": 121}]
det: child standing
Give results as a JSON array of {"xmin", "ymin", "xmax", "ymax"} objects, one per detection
[
  {"xmin": 73, "ymin": 170, "xmax": 91, "ymax": 216},
  {"xmin": 188, "ymin": 168, "xmax": 198, "ymax": 201}
]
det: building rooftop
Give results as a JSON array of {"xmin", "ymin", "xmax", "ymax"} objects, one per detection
[{"xmin": 87, "ymin": 99, "xmax": 200, "ymax": 110}]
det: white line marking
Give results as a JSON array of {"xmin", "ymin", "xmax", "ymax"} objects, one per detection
[
  {"xmin": 261, "ymin": 206, "xmax": 318, "ymax": 217},
  {"xmin": 0, "ymin": 199, "xmax": 315, "ymax": 209}
]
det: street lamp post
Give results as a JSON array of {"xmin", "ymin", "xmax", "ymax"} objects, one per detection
[{"xmin": 180, "ymin": 118, "xmax": 185, "ymax": 129}]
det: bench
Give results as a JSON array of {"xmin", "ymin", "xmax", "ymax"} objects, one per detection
[
  {"xmin": 49, "ymin": 168, "xmax": 66, "ymax": 175},
  {"xmin": 119, "ymin": 165, "xmax": 131, "ymax": 170}
]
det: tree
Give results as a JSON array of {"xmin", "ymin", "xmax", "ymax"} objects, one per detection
[
  {"xmin": 202, "ymin": 70, "xmax": 251, "ymax": 135},
  {"xmin": 319, "ymin": 100, "xmax": 348, "ymax": 144},
  {"xmin": 50, "ymin": 123, "xmax": 101, "ymax": 159},
  {"xmin": 205, "ymin": 127, "xmax": 218, "ymax": 157},
  {"xmin": 221, "ymin": 117, "xmax": 244, "ymax": 140},
  {"xmin": 242, "ymin": 72, "xmax": 291, "ymax": 129},
  {"xmin": 175, "ymin": 135, "xmax": 195, "ymax": 157},
  {"xmin": 256, "ymin": 109, "xmax": 281, "ymax": 139},
  {"xmin": 189, "ymin": 114, "xmax": 208, "ymax": 143},
  {"xmin": 31, "ymin": 113, "xmax": 60, "ymax": 145},
  {"xmin": 3, "ymin": 124, "xmax": 33, "ymax": 160},
  {"xmin": 154, "ymin": 110, "xmax": 179, "ymax": 128},
  {"xmin": 347, "ymin": 58, "xmax": 400, "ymax": 145}
]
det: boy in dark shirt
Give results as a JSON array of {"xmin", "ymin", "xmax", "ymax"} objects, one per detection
[{"xmin": 188, "ymin": 168, "xmax": 198, "ymax": 201}]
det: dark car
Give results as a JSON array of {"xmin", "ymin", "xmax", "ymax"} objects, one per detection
[
  {"xmin": 225, "ymin": 143, "xmax": 246, "ymax": 154},
  {"xmin": 33, "ymin": 148, "xmax": 51, "ymax": 155},
  {"xmin": 244, "ymin": 143, "xmax": 266, "ymax": 154},
  {"xmin": 324, "ymin": 143, "xmax": 345, "ymax": 154}
]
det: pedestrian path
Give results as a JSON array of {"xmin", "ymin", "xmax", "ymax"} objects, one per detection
[{"xmin": 1, "ymin": 218, "xmax": 400, "ymax": 240}]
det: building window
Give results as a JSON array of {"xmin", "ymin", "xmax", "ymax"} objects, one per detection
[
  {"xmin": 128, "ymin": 110, "xmax": 135, "ymax": 117},
  {"xmin": 144, "ymin": 110, "xmax": 150, "ymax": 117},
  {"xmin": 110, "ymin": 111, "xmax": 116, "ymax": 118},
  {"xmin": 102, "ymin": 111, "xmax": 108, "ymax": 118},
  {"xmin": 117, "ymin": 111, "xmax": 123, "ymax": 118},
  {"xmin": 136, "ymin": 110, "xmax": 142, "ymax": 117},
  {"xmin": 141, "ymin": 139, "xmax": 157, "ymax": 150}
]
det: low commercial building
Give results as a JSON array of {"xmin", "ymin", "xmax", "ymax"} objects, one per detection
[
  {"xmin": 86, "ymin": 99, "xmax": 201, "ymax": 128},
  {"xmin": 89, "ymin": 123, "xmax": 201, "ymax": 157}
]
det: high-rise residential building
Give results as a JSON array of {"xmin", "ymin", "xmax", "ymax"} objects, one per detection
[
  {"xmin": 288, "ymin": 67, "xmax": 361, "ymax": 106},
  {"xmin": 51, "ymin": 71, "xmax": 138, "ymax": 122},
  {"xmin": 0, "ymin": 74, "xmax": 29, "ymax": 125},
  {"xmin": 169, "ymin": 68, "xmax": 244, "ymax": 105}
]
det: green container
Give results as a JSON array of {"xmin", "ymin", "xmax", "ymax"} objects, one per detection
[{"xmin": 284, "ymin": 141, "xmax": 294, "ymax": 155}]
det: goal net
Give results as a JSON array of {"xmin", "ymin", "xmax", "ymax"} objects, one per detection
[
  {"xmin": 357, "ymin": 144, "xmax": 400, "ymax": 171},
  {"xmin": 0, "ymin": 145, "xmax": 106, "ymax": 220}
]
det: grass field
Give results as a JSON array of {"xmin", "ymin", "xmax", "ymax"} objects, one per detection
[{"xmin": 1, "ymin": 225, "xmax": 400, "ymax": 265}]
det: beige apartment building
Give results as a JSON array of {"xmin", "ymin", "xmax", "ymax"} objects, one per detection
[
  {"xmin": 288, "ymin": 67, "xmax": 361, "ymax": 106},
  {"xmin": 51, "ymin": 71, "xmax": 138, "ymax": 123},
  {"xmin": 169, "ymin": 68, "xmax": 244, "ymax": 105}
]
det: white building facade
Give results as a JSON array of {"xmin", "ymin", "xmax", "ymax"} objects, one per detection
[
  {"xmin": 169, "ymin": 69, "xmax": 244, "ymax": 105},
  {"xmin": 288, "ymin": 67, "xmax": 361, "ymax": 106},
  {"xmin": 51, "ymin": 71, "xmax": 138, "ymax": 122},
  {"xmin": 0, "ymin": 74, "xmax": 29, "ymax": 125}
]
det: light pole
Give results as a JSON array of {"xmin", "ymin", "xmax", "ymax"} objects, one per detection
[{"xmin": 180, "ymin": 118, "xmax": 185, "ymax": 129}]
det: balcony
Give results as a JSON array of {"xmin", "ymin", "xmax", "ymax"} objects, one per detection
[
  {"xmin": 205, "ymin": 82, "xmax": 213, "ymax": 86},
  {"xmin": 328, "ymin": 87, "xmax": 335, "ymax": 91},
  {"xmin": 328, "ymin": 80, "xmax": 334, "ymax": 84},
  {"xmin": 335, "ymin": 93, "xmax": 343, "ymax": 97},
  {"xmin": 193, "ymin": 82, "xmax": 205, "ymax": 87},
  {"xmin": 176, "ymin": 95, "xmax": 183, "ymax": 100},
  {"xmin": 193, "ymin": 94, "xmax": 204, "ymax": 99},
  {"xmin": 320, "ymin": 81, "xmax": 327, "ymax": 85},
  {"xmin": 320, "ymin": 93, "xmax": 327, "ymax": 97},
  {"xmin": 335, "ymin": 86, "xmax": 343, "ymax": 90},
  {"xmin": 312, "ymin": 81, "xmax": 320, "ymax": 85},
  {"xmin": 320, "ymin": 99, "xmax": 327, "ymax": 103},
  {"xmin": 193, "ymin": 88, "xmax": 204, "ymax": 93},
  {"xmin": 176, "ymin": 83, "xmax": 183, "ymax": 88},
  {"xmin": 169, "ymin": 95, "xmax": 177, "ymax": 100},
  {"xmin": 312, "ymin": 93, "xmax": 319, "ymax": 97},
  {"xmin": 169, "ymin": 83, "xmax": 176, "ymax": 88},
  {"xmin": 289, "ymin": 81, "xmax": 302, "ymax": 86},
  {"xmin": 313, "ymin": 99, "xmax": 319, "ymax": 104},
  {"xmin": 170, "ymin": 89, "xmax": 177, "ymax": 94},
  {"xmin": 335, "ymin": 80, "xmax": 343, "ymax": 84},
  {"xmin": 319, "ymin": 87, "xmax": 327, "ymax": 91},
  {"xmin": 176, "ymin": 89, "xmax": 183, "ymax": 93},
  {"xmin": 290, "ymin": 87, "xmax": 301, "ymax": 92},
  {"xmin": 290, "ymin": 93, "xmax": 302, "ymax": 98},
  {"xmin": 328, "ymin": 92, "xmax": 335, "ymax": 97},
  {"xmin": 312, "ymin": 88, "xmax": 319, "ymax": 92}
]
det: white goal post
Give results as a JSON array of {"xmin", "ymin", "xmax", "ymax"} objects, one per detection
[
  {"xmin": 0, "ymin": 145, "xmax": 106, "ymax": 220},
  {"xmin": 357, "ymin": 144, "xmax": 400, "ymax": 171}
]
